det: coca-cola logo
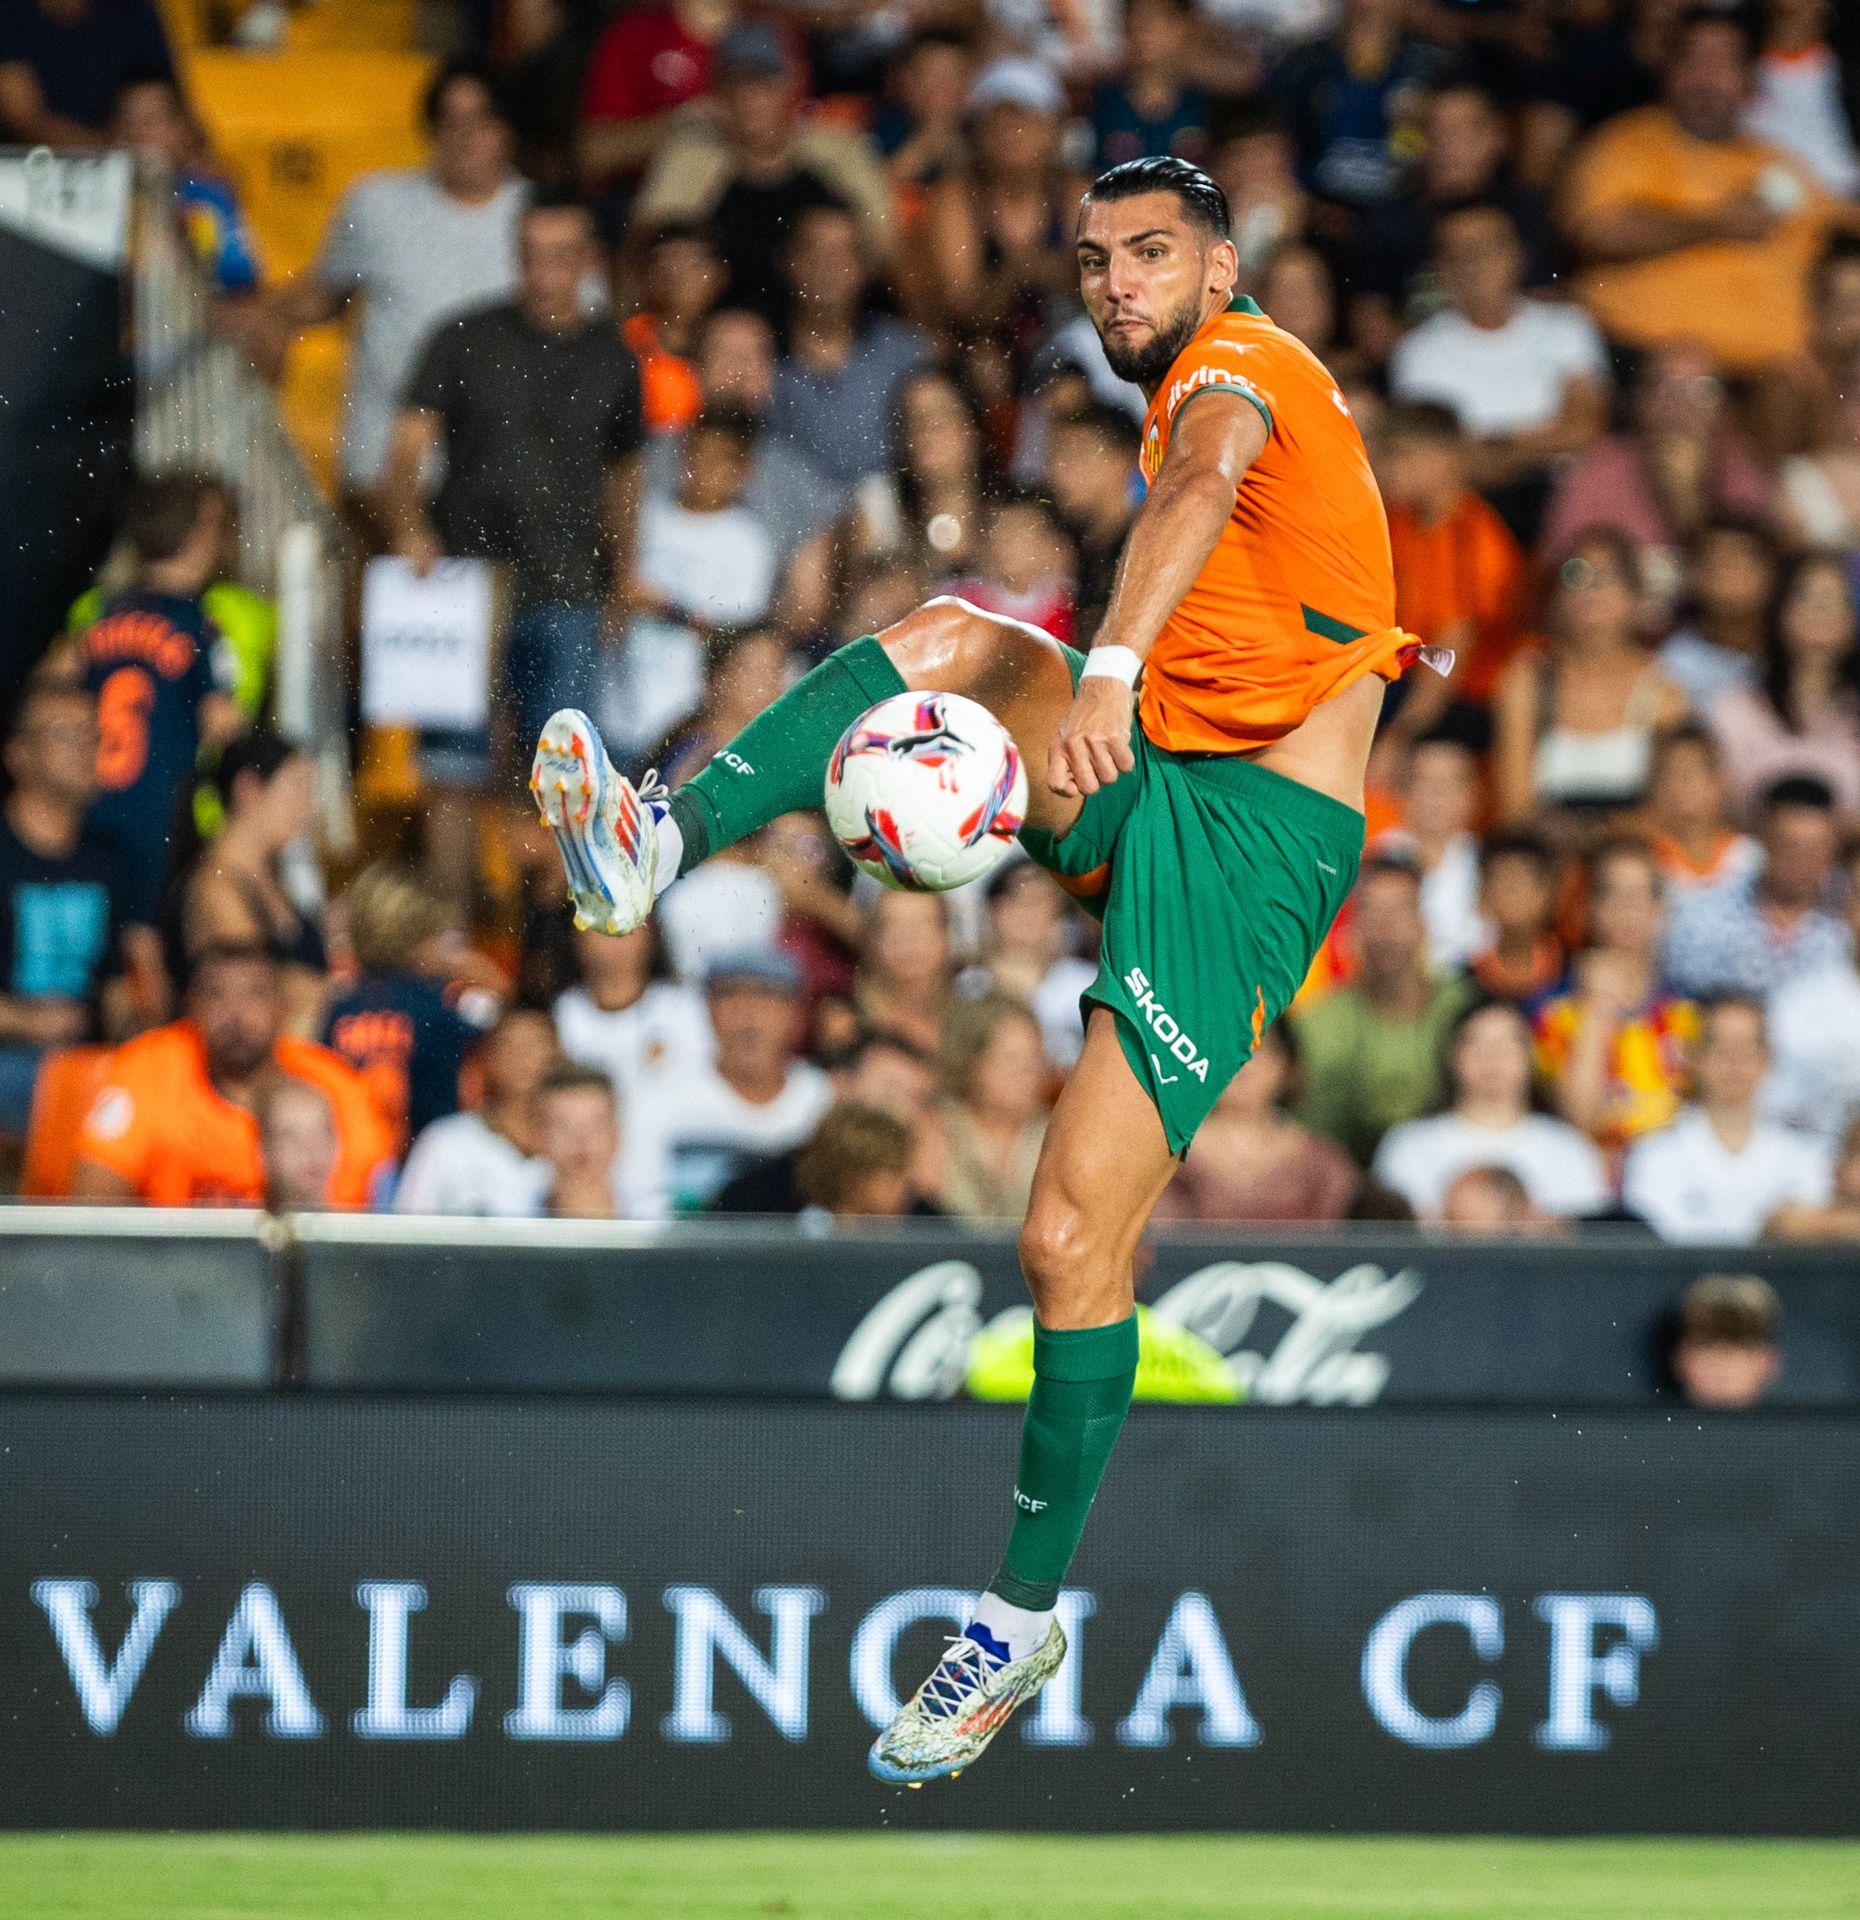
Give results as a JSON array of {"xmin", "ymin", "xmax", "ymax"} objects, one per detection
[
  {"xmin": 829, "ymin": 1258, "xmax": 1422, "ymax": 1404},
  {"xmin": 1149, "ymin": 1260, "xmax": 1421, "ymax": 1405}
]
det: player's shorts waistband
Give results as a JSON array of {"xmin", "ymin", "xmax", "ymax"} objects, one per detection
[{"xmin": 1151, "ymin": 741, "xmax": 1366, "ymax": 846}]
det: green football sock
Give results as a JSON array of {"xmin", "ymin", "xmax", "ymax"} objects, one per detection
[
  {"xmin": 989, "ymin": 1314, "xmax": 1140, "ymax": 1612},
  {"xmin": 665, "ymin": 635, "xmax": 906, "ymax": 875}
]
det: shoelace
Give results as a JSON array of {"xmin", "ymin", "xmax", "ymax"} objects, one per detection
[
  {"xmin": 635, "ymin": 767, "xmax": 672, "ymax": 817},
  {"xmin": 918, "ymin": 1635, "xmax": 1006, "ymax": 1720}
]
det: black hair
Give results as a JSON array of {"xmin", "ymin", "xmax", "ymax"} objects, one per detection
[
  {"xmin": 1650, "ymin": 716, "xmax": 1721, "ymax": 775},
  {"xmin": 1441, "ymin": 994, "xmax": 1552, "ymax": 1115},
  {"xmin": 985, "ymin": 482, "xmax": 1069, "ymax": 534},
  {"xmin": 537, "ymin": 1061, "xmax": 618, "ymax": 1103},
  {"xmin": 1757, "ymin": 771, "xmax": 1838, "ymax": 816},
  {"xmin": 123, "ymin": 472, "xmax": 221, "ymax": 564},
  {"xmin": 184, "ymin": 938, "xmax": 283, "ymax": 993},
  {"xmin": 1380, "ymin": 399, "xmax": 1465, "ymax": 446},
  {"xmin": 521, "ymin": 187, "xmax": 594, "ymax": 228},
  {"xmin": 212, "ymin": 726, "xmax": 298, "ymax": 812},
  {"xmin": 1478, "ymin": 827, "xmax": 1554, "ymax": 876},
  {"xmin": 1812, "ymin": 233, "xmax": 1860, "ymax": 299},
  {"xmin": 110, "ymin": 66, "xmax": 182, "ymax": 114},
  {"xmin": 1208, "ymin": 97, "xmax": 1285, "ymax": 149},
  {"xmin": 1432, "ymin": 194, "xmax": 1521, "ymax": 240},
  {"xmin": 891, "ymin": 368, "xmax": 990, "ymax": 524},
  {"xmin": 640, "ymin": 218, "xmax": 717, "ymax": 255},
  {"xmin": 1670, "ymin": 3, "xmax": 1760, "ymax": 65},
  {"xmin": 1083, "ymin": 156, "xmax": 1231, "ymax": 241},
  {"xmin": 687, "ymin": 401, "xmax": 762, "ymax": 452},
  {"xmin": 1052, "ymin": 400, "xmax": 1140, "ymax": 450},
  {"xmin": 1696, "ymin": 992, "xmax": 1769, "ymax": 1044},
  {"xmin": 1758, "ymin": 548, "xmax": 1859, "ymax": 736},
  {"xmin": 1556, "ymin": 523, "xmax": 1644, "ymax": 599},
  {"xmin": 1358, "ymin": 847, "xmax": 1424, "ymax": 890},
  {"xmin": 422, "ymin": 60, "xmax": 508, "ymax": 134}
]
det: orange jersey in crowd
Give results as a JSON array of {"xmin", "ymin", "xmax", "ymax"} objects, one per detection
[
  {"xmin": 74, "ymin": 1022, "xmax": 393, "ymax": 1208},
  {"xmin": 1136, "ymin": 296, "xmax": 1421, "ymax": 755},
  {"xmin": 1387, "ymin": 490, "xmax": 1527, "ymax": 706}
]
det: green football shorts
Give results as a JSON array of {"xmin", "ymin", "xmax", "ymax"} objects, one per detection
[{"xmin": 1019, "ymin": 645, "xmax": 1365, "ymax": 1153}]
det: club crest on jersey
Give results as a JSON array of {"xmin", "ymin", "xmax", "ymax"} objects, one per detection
[{"xmin": 1124, "ymin": 964, "xmax": 1210, "ymax": 1080}]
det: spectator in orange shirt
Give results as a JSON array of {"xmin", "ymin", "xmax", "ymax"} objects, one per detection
[
  {"xmin": 622, "ymin": 223, "xmax": 722, "ymax": 436},
  {"xmin": 70, "ymin": 942, "xmax": 392, "ymax": 1208},
  {"xmin": 1376, "ymin": 401, "xmax": 1528, "ymax": 738},
  {"xmin": 1563, "ymin": 6, "xmax": 1855, "ymax": 378}
]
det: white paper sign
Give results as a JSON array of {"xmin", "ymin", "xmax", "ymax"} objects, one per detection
[{"xmin": 360, "ymin": 557, "xmax": 496, "ymax": 731}]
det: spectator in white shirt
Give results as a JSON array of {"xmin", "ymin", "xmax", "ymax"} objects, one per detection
[
  {"xmin": 1622, "ymin": 998, "xmax": 1833, "ymax": 1243},
  {"xmin": 1745, "ymin": 0, "xmax": 1860, "ymax": 198},
  {"xmin": 658, "ymin": 948, "xmax": 832, "ymax": 1210},
  {"xmin": 553, "ymin": 926, "xmax": 711, "ymax": 1098},
  {"xmin": 268, "ymin": 65, "xmax": 527, "ymax": 500},
  {"xmin": 1373, "ymin": 1000, "xmax": 1610, "ymax": 1222},
  {"xmin": 1764, "ymin": 839, "xmax": 1860, "ymax": 1144},
  {"xmin": 615, "ymin": 403, "xmax": 780, "ymax": 756},
  {"xmin": 1768, "ymin": 1115, "xmax": 1860, "ymax": 1242},
  {"xmin": 553, "ymin": 924, "xmax": 709, "ymax": 1214},
  {"xmin": 1387, "ymin": 200, "xmax": 1609, "ymax": 497},
  {"xmin": 394, "ymin": 1004, "xmax": 558, "ymax": 1215}
]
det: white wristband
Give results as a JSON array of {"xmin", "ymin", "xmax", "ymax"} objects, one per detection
[{"xmin": 1080, "ymin": 645, "xmax": 1142, "ymax": 688}]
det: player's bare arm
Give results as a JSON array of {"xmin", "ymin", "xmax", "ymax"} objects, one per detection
[{"xmin": 1050, "ymin": 393, "xmax": 1267, "ymax": 800}]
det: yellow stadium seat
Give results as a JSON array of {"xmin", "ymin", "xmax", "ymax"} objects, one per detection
[
  {"xmin": 277, "ymin": 322, "xmax": 347, "ymax": 494},
  {"xmin": 286, "ymin": 0, "xmax": 418, "ymax": 52},
  {"xmin": 183, "ymin": 48, "xmax": 433, "ymax": 279}
]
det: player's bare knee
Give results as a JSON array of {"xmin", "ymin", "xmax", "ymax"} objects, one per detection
[
  {"xmin": 1018, "ymin": 1197, "xmax": 1121, "ymax": 1326},
  {"xmin": 879, "ymin": 595, "xmax": 997, "ymax": 688}
]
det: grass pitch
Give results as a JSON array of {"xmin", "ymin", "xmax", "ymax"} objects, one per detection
[{"xmin": 3, "ymin": 1834, "xmax": 1857, "ymax": 1920}]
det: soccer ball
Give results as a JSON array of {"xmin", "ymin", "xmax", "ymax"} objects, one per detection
[{"xmin": 824, "ymin": 691, "xmax": 1028, "ymax": 891}]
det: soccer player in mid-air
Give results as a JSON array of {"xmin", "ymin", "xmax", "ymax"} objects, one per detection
[{"xmin": 531, "ymin": 155, "xmax": 1441, "ymax": 1785}]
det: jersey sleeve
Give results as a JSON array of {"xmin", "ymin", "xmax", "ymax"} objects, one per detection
[{"xmin": 1159, "ymin": 333, "xmax": 1279, "ymax": 442}]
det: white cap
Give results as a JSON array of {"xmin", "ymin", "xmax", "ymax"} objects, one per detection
[{"xmin": 967, "ymin": 57, "xmax": 1065, "ymax": 119}]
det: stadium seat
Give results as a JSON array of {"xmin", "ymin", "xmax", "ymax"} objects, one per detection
[
  {"xmin": 184, "ymin": 49, "xmax": 433, "ymax": 279},
  {"xmin": 20, "ymin": 1046, "xmax": 112, "ymax": 1201}
]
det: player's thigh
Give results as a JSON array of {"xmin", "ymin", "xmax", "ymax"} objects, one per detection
[
  {"xmin": 875, "ymin": 595, "xmax": 1083, "ymax": 838},
  {"xmin": 1017, "ymin": 1006, "xmax": 1180, "ymax": 1329}
]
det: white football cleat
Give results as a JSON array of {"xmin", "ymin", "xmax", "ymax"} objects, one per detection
[
  {"xmin": 529, "ymin": 709, "xmax": 662, "ymax": 936},
  {"xmin": 867, "ymin": 1618, "xmax": 1066, "ymax": 1786}
]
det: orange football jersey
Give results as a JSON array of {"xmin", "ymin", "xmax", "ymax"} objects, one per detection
[
  {"xmin": 75, "ymin": 1022, "xmax": 393, "ymax": 1208},
  {"xmin": 1136, "ymin": 296, "xmax": 1420, "ymax": 754}
]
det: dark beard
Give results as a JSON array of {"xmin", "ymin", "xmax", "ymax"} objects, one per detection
[{"xmin": 1098, "ymin": 296, "xmax": 1205, "ymax": 389}]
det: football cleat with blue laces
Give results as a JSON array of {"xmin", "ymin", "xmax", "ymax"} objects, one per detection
[
  {"xmin": 529, "ymin": 709, "xmax": 668, "ymax": 936},
  {"xmin": 867, "ymin": 1618, "xmax": 1066, "ymax": 1785}
]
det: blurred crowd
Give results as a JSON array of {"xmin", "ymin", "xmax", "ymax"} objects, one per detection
[{"xmin": 2, "ymin": 0, "xmax": 1859, "ymax": 1247}]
